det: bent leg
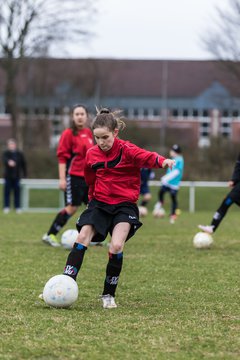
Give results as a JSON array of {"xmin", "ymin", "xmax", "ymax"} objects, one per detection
[
  {"xmin": 159, "ymin": 186, "xmax": 167, "ymax": 204},
  {"xmin": 63, "ymin": 225, "xmax": 96, "ymax": 280},
  {"xmin": 47, "ymin": 205, "xmax": 78, "ymax": 235},
  {"xmin": 210, "ymin": 196, "xmax": 233, "ymax": 232}
]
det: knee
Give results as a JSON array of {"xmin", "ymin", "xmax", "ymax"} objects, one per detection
[
  {"xmin": 109, "ymin": 241, "xmax": 124, "ymax": 254},
  {"xmin": 65, "ymin": 205, "xmax": 77, "ymax": 215},
  {"xmin": 76, "ymin": 227, "xmax": 93, "ymax": 246}
]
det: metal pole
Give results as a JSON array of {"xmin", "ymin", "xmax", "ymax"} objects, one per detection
[
  {"xmin": 160, "ymin": 60, "xmax": 168, "ymax": 151},
  {"xmin": 189, "ymin": 182, "xmax": 195, "ymax": 213}
]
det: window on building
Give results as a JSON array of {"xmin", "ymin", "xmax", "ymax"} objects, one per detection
[
  {"xmin": 133, "ymin": 108, "xmax": 138, "ymax": 117},
  {"xmin": 200, "ymin": 119, "xmax": 210, "ymax": 138},
  {"xmin": 220, "ymin": 121, "xmax": 231, "ymax": 138},
  {"xmin": 193, "ymin": 109, "xmax": 198, "ymax": 117},
  {"xmin": 52, "ymin": 119, "xmax": 61, "ymax": 135},
  {"xmin": 232, "ymin": 110, "xmax": 239, "ymax": 117},
  {"xmin": 172, "ymin": 109, "xmax": 178, "ymax": 117},
  {"xmin": 222, "ymin": 122, "xmax": 229, "ymax": 128},
  {"xmin": 222, "ymin": 110, "xmax": 229, "ymax": 117},
  {"xmin": 153, "ymin": 108, "xmax": 159, "ymax": 117},
  {"xmin": 202, "ymin": 109, "xmax": 209, "ymax": 117},
  {"xmin": 183, "ymin": 109, "xmax": 189, "ymax": 117},
  {"xmin": 143, "ymin": 108, "xmax": 148, "ymax": 117}
]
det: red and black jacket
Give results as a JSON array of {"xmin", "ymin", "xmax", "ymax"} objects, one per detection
[
  {"xmin": 57, "ymin": 128, "xmax": 93, "ymax": 177},
  {"xmin": 84, "ymin": 137, "xmax": 166, "ymax": 204}
]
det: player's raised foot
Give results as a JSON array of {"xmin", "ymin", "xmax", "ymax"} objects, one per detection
[
  {"xmin": 42, "ymin": 233, "xmax": 60, "ymax": 247},
  {"xmin": 170, "ymin": 214, "xmax": 177, "ymax": 224},
  {"xmin": 198, "ymin": 225, "xmax": 214, "ymax": 234},
  {"xmin": 101, "ymin": 294, "xmax": 117, "ymax": 309}
]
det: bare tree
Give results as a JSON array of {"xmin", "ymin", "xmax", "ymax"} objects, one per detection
[
  {"xmin": 0, "ymin": 0, "xmax": 97, "ymax": 141},
  {"xmin": 203, "ymin": 0, "xmax": 240, "ymax": 78}
]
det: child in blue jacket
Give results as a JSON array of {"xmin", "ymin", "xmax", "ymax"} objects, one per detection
[{"xmin": 153, "ymin": 144, "xmax": 184, "ymax": 223}]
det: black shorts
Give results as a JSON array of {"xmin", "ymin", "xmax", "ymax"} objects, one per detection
[
  {"xmin": 228, "ymin": 182, "xmax": 240, "ymax": 205},
  {"xmin": 76, "ymin": 199, "xmax": 142, "ymax": 243},
  {"xmin": 65, "ymin": 175, "xmax": 88, "ymax": 207}
]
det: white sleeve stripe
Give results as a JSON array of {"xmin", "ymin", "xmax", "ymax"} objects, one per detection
[{"xmin": 161, "ymin": 169, "xmax": 179, "ymax": 182}]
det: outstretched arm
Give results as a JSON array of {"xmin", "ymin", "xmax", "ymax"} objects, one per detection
[{"xmin": 162, "ymin": 158, "xmax": 176, "ymax": 170}]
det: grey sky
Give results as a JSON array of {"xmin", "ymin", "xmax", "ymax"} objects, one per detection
[{"xmin": 65, "ymin": 0, "xmax": 229, "ymax": 59}]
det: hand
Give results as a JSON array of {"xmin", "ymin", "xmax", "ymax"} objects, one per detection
[
  {"xmin": 162, "ymin": 159, "xmax": 175, "ymax": 169},
  {"xmin": 228, "ymin": 180, "xmax": 234, "ymax": 188},
  {"xmin": 8, "ymin": 160, "xmax": 16, "ymax": 167},
  {"xmin": 59, "ymin": 178, "xmax": 66, "ymax": 191}
]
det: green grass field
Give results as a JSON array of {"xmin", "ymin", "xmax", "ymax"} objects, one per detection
[{"xmin": 0, "ymin": 188, "xmax": 240, "ymax": 359}]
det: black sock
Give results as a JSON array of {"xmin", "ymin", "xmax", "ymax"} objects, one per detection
[
  {"xmin": 48, "ymin": 209, "xmax": 71, "ymax": 235},
  {"xmin": 140, "ymin": 200, "xmax": 148, "ymax": 207},
  {"xmin": 211, "ymin": 196, "xmax": 232, "ymax": 232},
  {"xmin": 102, "ymin": 252, "xmax": 123, "ymax": 297},
  {"xmin": 63, "ymin": 243, "xmax": 87, "ymax": 280}
]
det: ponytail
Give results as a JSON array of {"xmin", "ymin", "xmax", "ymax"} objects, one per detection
[{"xmin": 92, "ymin": 107, "xmax": 126, "ymax": 132}]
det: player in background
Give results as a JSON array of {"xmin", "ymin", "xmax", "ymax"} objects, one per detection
[
  {"xmin": 42, "ymin": 105, "xmax": 94, "ymax": 247},
  {"xmin": 199, "ymin": 152, "xmax": 240, "ymax": 234},
  {"xmin": 138, "ymin": 168, "xmax": 155, "ymax": 217},
  {"xmin": 153, "ymin": 144, "xmax": 184, "ymax": 224},
  {"xmin": 2, "ymin": 138, "xmax": 27, "ymax": 214},
  {"xmin": 61, "ymin": 108, "xmax": 175, "ymax": 309}
]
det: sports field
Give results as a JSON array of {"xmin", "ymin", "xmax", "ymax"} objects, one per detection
[{"xmin": 0, "ymin": 188, "xmax": 240, "ymax": 360}]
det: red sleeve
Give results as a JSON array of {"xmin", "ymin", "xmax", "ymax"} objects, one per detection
[
  {"xmin": 125, "ymin": 142, "xmax": 166, "ymax": 168},
  {"xmin": 57, "ymin": 129, "xmax": 72, "ymax": 164},
  {"xmin": 84, "ymin": 151, "xmax": 96, "ymax": 201}
]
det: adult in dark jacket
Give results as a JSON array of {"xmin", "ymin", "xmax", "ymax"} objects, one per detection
[
  {"xmin": 2, "ymin": 138, "xmax": 27, "ymax": 213},
  {"xmin": 199, "ymin": 152, "xmax": 240, "ymax": 234}
]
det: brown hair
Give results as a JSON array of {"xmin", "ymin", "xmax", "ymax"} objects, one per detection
[
  {"xmin": 92, "ymin": 107, "xmax": 126, "ymax": 132},
  {"xmin": 70, "ymin": 104, "xmax": 89, "ymax": 135}
]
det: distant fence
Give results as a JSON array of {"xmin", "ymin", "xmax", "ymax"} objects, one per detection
[
  {"xmin": 0, "ymin": 178, "xmax": 64, "ymax": 213},
  {"xmin": 0, "ymin": 178, "xmax": 228, "ymax": 213}
]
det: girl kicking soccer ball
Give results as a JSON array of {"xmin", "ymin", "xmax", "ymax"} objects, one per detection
[{"xmin": 61, "ymin": 108, "xmax": 175, "ymax": 309}]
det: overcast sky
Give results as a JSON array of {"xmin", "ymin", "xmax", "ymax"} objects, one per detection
[{"xmin": 65, "ymin": 0, "xmax": 230, "ymax": 60}]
